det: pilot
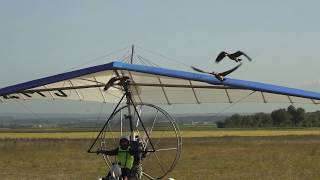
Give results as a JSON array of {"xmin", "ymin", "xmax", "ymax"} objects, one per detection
[{"xmin": 97, "ymin": 136, "xmax": 140, "ymax": 180}]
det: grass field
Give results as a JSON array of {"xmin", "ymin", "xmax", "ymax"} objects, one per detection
[
  {"xmin": 1, "ymin": 130, "xmax": 320, "ymax": 179},
  {"xmin": 2, "ymin": 128, "xmax": 320, "ymax": 139}
]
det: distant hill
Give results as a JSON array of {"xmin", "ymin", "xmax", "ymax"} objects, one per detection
[{"xmin": 0, "ymin": 112, "xmax": 232, "ymax": 128}]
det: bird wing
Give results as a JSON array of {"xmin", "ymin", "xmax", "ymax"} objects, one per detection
[
  {"xmin": 215, "ymin": 51, "xmax": 227, "ymax": 63},
  {"xmin": 219, "ymin": 63, "xmax": 242, "ymax": 77},
  {"xmin": 233, "ymin": 51, "xmax": 252, "ymax": 61},
  {"xmin": 231, "ymin": 51, "xmax": 243, "ymax": 57},
  {"xmin": 191, "ymin": 66, "xmax": 209, "ymax": 73},
  {"xmin": 239, "ymin": 51, "xmax": 252, "ymax": 61}
]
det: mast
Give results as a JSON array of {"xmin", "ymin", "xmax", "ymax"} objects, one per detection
[
  {"xmin": 130, "ymin": 44, "xmax": 135, "ymax": 64},
  {"xmin": 129, "ymin": 45, "xmax": 134, "ymax": 139}
]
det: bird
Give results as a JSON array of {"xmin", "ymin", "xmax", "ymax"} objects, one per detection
[
  {"xmin": 104, "ymin": 76, "xmax": 130, "ymax": 91},
  {"xmin": 191, "ymin": 63, "xmax": 242, "ymax": 81},
  {"xmin": 215, "ymin": 51, "xmax": 252, "ymax": 63}
]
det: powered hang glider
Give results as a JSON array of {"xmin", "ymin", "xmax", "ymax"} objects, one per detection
[{"xmin": 1, "ymin": 60, "xmax": 320, "ymax": 180}]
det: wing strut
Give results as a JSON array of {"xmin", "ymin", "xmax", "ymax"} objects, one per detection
[
  {"xmin": 225, "ymin": 89, "xmax": 232, "ymax": 103},
  {"xmin": 261, "ymin": 92, "xmax": 267, "ymax": 103},
  {"xmin": 189, "ymin": 80, "xmax": 200, "ymax": 104},
  {"xmin": 157, "ymin": 77, "xmax": 171, "ymax": 105}
]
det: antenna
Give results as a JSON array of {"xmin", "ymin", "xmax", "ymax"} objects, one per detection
[{"xmin": 130, "ymin": 44, "xmax": 135, "ymax": 64}]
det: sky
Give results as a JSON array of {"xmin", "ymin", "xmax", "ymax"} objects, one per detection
[{"xmin": 1, "ymin": 0, "xmax": 320, "ymax": 115}]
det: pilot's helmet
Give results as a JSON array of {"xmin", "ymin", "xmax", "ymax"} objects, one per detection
[{"xmin": 119, "ymin": 135, "xmax": 130, "ymax": 149}]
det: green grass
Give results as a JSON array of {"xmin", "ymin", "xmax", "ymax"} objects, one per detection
[
  {"xmin": 2, "ymin": 128, "xmax": 320, "ymax": 139},
  {"xmin": 172, "ymin": 136, "xmax": 320, "ymax": 179},
  {"xmin": 1, "ymin": 135, "xmax": 320, "ymax": 179},
  {"xmin": 0, "ymin": 139, "xmax": 104, "ymax": 180}
]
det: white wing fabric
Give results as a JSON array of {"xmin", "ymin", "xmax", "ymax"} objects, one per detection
[{"xmin": 1, "ymin": 61, "xmax": 320, "ymax": 105}]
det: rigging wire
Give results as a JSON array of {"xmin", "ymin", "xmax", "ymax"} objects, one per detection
[
  {"xmin": 14, "ymin": 99, "xmax": 110, "ymax": 130},
  {"xmin": 96, "ymin": 102, "xmax": 106, "ymax": 124},
  {"xmin": 212, "ymin": 91, "xmax": 256, "ymax": 117},
  {"xmin": 135, "ymin": 54, "xmax": 150, "ymax": 66},
  {"xmin": 134, "ymin": 55, "xmax": 145, "ymax": 65},
  {"xmin": 119, "ymin": 49, "xmax": 132, "ymax": 63},
  {"xmin": 123, "ymin": 54, "xmax": 132, "ymax": 64},
  {"xmin": 135, "ymin": 45, "xmax": 192, "ymax": 68},
  {"xmin": 13, "ymin": 99, "xmax": 43, "ymax": 120},
  {"xmin": 67, "ymin": 45, "xmax": 131, "ymax": 71},
  {"xmin": 136, "ymin": 54, "xmax": 160, "ymax": 67}
]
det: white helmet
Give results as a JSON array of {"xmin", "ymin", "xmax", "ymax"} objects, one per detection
[{"xmin": 110, "ymin": 164, "xmax": 122, "ymax": 177}]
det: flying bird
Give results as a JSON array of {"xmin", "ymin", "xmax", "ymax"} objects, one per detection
[
  {"xmin": 191, "ymin": 63, "xmax": 242, "ymax": 81},
  {"xmin": 215, "ymin": 51, "xmax": 252, "ymax": 63}
]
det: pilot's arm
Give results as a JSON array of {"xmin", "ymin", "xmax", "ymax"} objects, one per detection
[{"xmin": 97, "ymin": 148, "xmax": 118, "ymax": 156}]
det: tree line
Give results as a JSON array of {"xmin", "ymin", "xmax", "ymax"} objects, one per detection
[{"xmin": 218, "ymin": 105, "xmax": 320, "ymax": 128}]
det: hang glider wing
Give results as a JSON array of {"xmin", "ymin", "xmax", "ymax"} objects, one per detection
[{"xmin": 1, "ymin": 61, "xmax": 320, "ymax": 105}]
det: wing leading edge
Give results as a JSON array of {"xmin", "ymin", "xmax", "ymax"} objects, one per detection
[{"xmin": 0, "ymin": 61, "xmax": 320, "ymax": 105}]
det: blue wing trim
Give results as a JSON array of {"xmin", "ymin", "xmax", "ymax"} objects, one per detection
[
  {"xmin": 0, "ymin": 62, "xmax": 115, "ymax": 96},
  {"xmin": 1, "ymin": 61, "xmax": 320, "ymax": 101},
  {"xmin": 112, "ymin": 62, "xmax": 320, "ymax": 100}
]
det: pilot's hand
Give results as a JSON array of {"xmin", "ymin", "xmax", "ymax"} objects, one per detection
[{"xmin": 96, "ymin": 149, "xmax": 103, "ymax": 155}]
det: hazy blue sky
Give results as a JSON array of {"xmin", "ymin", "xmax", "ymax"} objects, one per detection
[{"xmin": 1, "ymin": 0, "xmax": 320, "ymax": 114}]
